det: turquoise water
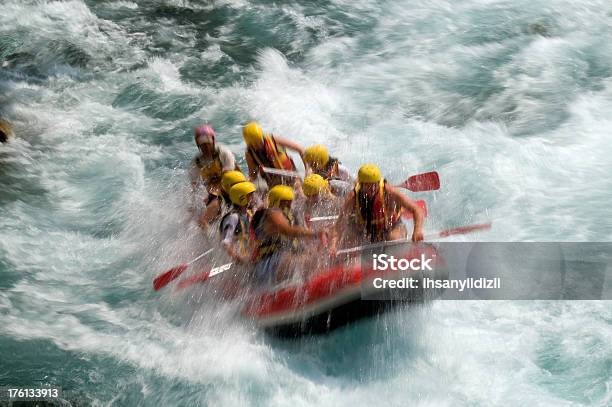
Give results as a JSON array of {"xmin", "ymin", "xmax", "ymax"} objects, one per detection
[{"xmin": 1, "ymin": 0, "xmax": 611, "ymax": 405}]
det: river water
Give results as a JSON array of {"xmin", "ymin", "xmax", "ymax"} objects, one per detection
[{"xmin": 1, "ymin": 1, "xmax": 611, "ymax": 405}]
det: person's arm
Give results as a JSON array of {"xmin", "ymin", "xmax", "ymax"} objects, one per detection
[
  {"xmin": 220, "ymin": 214, "xmax": 250, "ymax": 263},
  {"xmin": 245, "ymin": 149, "xmax": 259, "ymax": 180},
  {"xmin": 198, "ymin": 196, "xmax": 221, "ymax": 230},
  {"xmin": 386, "ymin": 185, "xmax": 424, "ymax": 242},
  {"xmin": 330, "ymin": 191, "xmax": 355, "ymax": 255},
  {"xmin": 217, "ymin": 145, "xmax": 236, "ymax": 172},
  {"xmin": 264, "ymin": 210, "xmax": 316, "ymax": 238},
  {"xmin": 336, "ymin": 164, "xmax": 352, "ymax": 182},
  {"xmin": 273, "ymin": 135, "xmax": 305, "ymax": 156},
  {"xmin": 329, "ymin": 179, "xmax": 352, "ymax": 197},
  {"xmin": 334, "ymin": 191, "xmax": 354, "ymax": 234}
]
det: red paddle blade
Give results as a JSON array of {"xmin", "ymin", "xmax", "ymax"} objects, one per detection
[
  {"xmin": 438, "ymin": 222, "xmax": 492, "ymax": 238},
  {"xmin": 175, "ymin": 262, "xmax": 232, "ymax": 291},
  {"xmin": 403, "ymin": 171, "xmax": 440, "ymax": 192},
  {"xmin": 401, "ymin": 199, "xmax": 428, "ymax": 220},
  {"xmin": 153, "ymin": 263, "xmax": 188, "ymax": 291},
  {"xmin": 176, "ymin": 271, "xmax": 211, "ymax": 290}
]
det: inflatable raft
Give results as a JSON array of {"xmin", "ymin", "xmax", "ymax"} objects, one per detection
[{"xmin": 241, "ymin": 243, "xmax": 448, "ymax": 337}]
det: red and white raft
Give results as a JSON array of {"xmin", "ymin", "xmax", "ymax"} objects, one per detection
[{"xmin": 241, "ymin": 243, "xmax": 448, "ymax": 337}]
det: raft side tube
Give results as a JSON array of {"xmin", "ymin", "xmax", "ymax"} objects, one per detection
[{"xmin": 243, "ymin": 243, "xmax": 448, "ymax": 337}]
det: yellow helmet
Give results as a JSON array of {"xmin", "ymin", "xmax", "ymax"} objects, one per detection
[
  {"xmin": 243, "ymin": 122, "xmax": 264, "ymax": 147},
  {"xmin": 268, "ymin": 185, "xmax": 294, "ymax": 208},
  {"xmin": 221, "ymin": 170, "xmax": 247, "ymax": 192},
  {"xmin": 358, "ymin": 164, "xmax": 382, "ymax": 183},
  {"xmin": 229, "ymin": 182, "xmax": 257, "ymax": 206},
  {"xmin": 304, "ymin": 144, "xmax": 329, "ymax": 169},
  {"xmin": 303, "ymin": 174, "xmax": 329, "ymax": 197}
]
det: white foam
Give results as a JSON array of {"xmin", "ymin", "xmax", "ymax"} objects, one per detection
[
  {"xmin": 243, "ymin": 48, "xmax": 347, "ymax": 149},
  {"xmin": 2, "ymin": 0, "xmax": 612, "ymax": 405},
  {"xmin": 104, "ymin": 1, "xmax": 138, "ymax": 10}
]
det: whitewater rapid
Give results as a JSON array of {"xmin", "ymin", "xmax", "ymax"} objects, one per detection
[{"xmin": 1, "ymin": 0, "xmax": 611, "ymax": 405}]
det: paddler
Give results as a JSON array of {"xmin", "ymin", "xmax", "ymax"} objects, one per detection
[
  {"xmin": 334, "ymin": 164, "xmax": 424, "ymax": 248},
  {"xmin": 0, "ymin": 119, "xmax": 14, "ymax": 143},
  {"xmin": 242, "ymin": 122, "xmax": 305, "ymax": 188},
  {"xmin": 301, "ymin": 174, "xmax": 341, "ymax": 227},
  {"xmin": 250, "ymin": 185, "xmax": 322, "ymax": 286},
  {"xmin": 219, "ymin": 181, "xmax": 259, "ymax": 263},
  {"xmin": 298, "ymin": 175, "xmax": 340, "ymax": 273},
  {"xmin": 189, "ymin": 124, "xmax": 239, "ymax": 228},
  {"xmin": 220, "ymin": 170, "xmax": 248, "ymax": 208},
  {"xmin": 303, "ymin": 144, "xmax": 350, "ymax": 181},
  {"xmin": 303, "ymin": 144, "xmax": 352, "ymax": 196}
]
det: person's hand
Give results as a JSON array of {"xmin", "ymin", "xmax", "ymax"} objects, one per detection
[
  {"xmin": 412, "ymin": 229, "xmax": 424, "ymax": 242},
  {"xmin": 328, "ymin": 239, "xmax": 337, "ymax": 257},
  {"xmin": 198, "ymin": 217, "xmax": 209, "ymax": 231},
  {"xmin": 318, "ymin": 230, "xmax": 329, "ymax": 246}
]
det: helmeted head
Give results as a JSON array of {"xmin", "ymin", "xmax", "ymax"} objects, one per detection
[
  {"xmin": 242, "ymin": 122, "xmax": 264, "ymax": 147},
  {"xmin": 221, "ymin": 170, "xmax": 247, "ymax": 193},
  {"xmin": 358, "ymin": 164, "xmax": 382, "ymax": 184},
  {"xmin": 304, "ymin": 144, "xmax": 329, "ymax": 170},
  {"xmin": 194, "ymin": 124, "xmax": 215, "ymax": 154},
  {"xmin": 268, "ymin": 185, "xmax": 294, "ymax": 209},
  {"xmin": 229, "ymin": 181, "xmax": 257, "ymax": 207},
  {"xmin": 0, "ymin": 119, "xmax": 13, "ymax": 143},
  {"xmin": 357, "ymin": 164, "xmax": 382, "ymax": 198},
  {"xmin": 303, "ymin": 174, "xmax": 330, "ymax": 198}
]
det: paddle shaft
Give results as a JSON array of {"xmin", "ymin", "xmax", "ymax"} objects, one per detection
[
  {"xmin": 186, "ymin": 248, "xmax": 214, "ymax": 265},
  {"xmin": 261, "ymin": 167, "xmax": 440, "ymax": 193},
  {"xmin": 309, "ymin": 200, "xmax": 427, "ymax": 223},
  {"xmin": 336, "ymin": 222, "xmax": 492, "ymax": 255},
  {"xmin": 152, "ymin": 248, "xmax": 214, "ymax": 291},
  {"xmin": 176, "ymin": 262, "xmax": 233, "ymax": 290},
  {"xmin": 261, "ymin": 167, "xmax": 301, "ymax": 178}
]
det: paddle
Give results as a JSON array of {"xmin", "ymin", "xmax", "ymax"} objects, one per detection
[
  {"xmin": 261, "ymin": 168, "xmax": 441, "ymax": 193},
  {"xmin": 176, "ymin": 222, "xmax": 491, "ymax": 288},
  {"xmin": 153, "ymin": 248, "xmax": 213, "ymax": 291},
  {"xmin": 175, "ymin": 262, "xmax": 233, "ymax": 290},
  {"xmin": 397, "ymin": 171, "xmax": 440, "ymax": 192},
  {"xmin": 434, "ymin": 222, "xmax": 492, "ymax": 238},
  {"xmin": 336, "ymin": 222, "xmax": 492, "ymax": 255},
  {"xmin": 261, "ymin": 167, "xmax": 301, "ymax": 178},
  {"xmin": 309, "ymin": 199, "xmax": 428, "ymax": 223}
]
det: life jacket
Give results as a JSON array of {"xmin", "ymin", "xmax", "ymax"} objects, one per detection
[
  {"xmin": 247, "ymin": 134, "xmax": 296, "ymax": 184},
  {"xmin": 197, "ymin": 150, "xmax": 223, "ymax": 191},
  {"xmin": 197, "ymin": 148, "xmax": 240, "ymax": 196},
  {"xmin": 249, "ymin": 207, "xmax": 298, "ymax": 262},
  {"xmin": 220, "ymin": 208, "xmax": 253, "ymax": 258},
  {"xmin": 315, "ymin": 157, "xmax": 340, "ymax": 180},
  {"xmin": 353, "ymin": 179, "xmax": 402, "ymax": 242}
]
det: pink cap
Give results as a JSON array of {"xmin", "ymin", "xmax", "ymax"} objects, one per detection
[{"xmin": 194, "ymin": 125, "xmax": 215, "ymax": 144}]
